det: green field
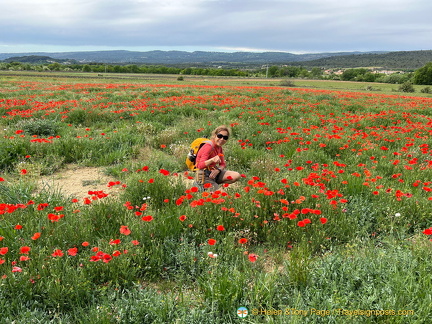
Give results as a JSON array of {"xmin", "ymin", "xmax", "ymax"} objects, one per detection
[
  {"xmin": 0, "ymin": 72, "xmax": 431, "ymax": 323},
  {"xmin": 2, "ymin": 70, "xmax": 432, "ymax": 97}
]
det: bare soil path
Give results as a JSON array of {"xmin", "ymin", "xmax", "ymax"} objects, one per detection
[{"xmin": 38, "ymin": 165, "xmax": 121, "ymax": 200}]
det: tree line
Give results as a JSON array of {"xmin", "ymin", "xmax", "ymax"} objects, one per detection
[{"xmin": 1, "ymin": 61, "xmax": 432, "ymax": 87}]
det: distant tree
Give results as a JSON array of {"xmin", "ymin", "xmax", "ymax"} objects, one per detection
[
  {"xmin": 413, "ymin": 62, "xmax": 432, "ymax": 85},
  {"xmin": 309, "ymin": 67, "xmax": 323, "ymax": 79},
  {"xmin": 298, "ymin": 68, "xmax": 310, "ymax": 78},
  {"xmin": 113, "ymin": 65, "xmax": 122, "ymax": 73},
  {"xmin": 126, "ymin": 64, "xmax": 140, "ymax": 73},
  {"xmin": 340, "ymin": 69, "xmax": 357, "ymax": 81},
  {"xmin": 181, "ymin": 67, "xmax": 192, "ymax": 75},
  {"xmin": 357, "ymin": 72, "xmax": 377, "ymax": 82},
  {"xmin": 341, "ymin": 68, "xmax": 369, "ymax": 81},
  {"xmin": 48, "ymin": 62, "xmax": 62, "ymax": 71},
  {"xmin": 82, "ymin": 65, "xmax": 91, "ymax": 72},
  {"xmin": 398, "ymin": 81, "xmax": 415, "ymax": 92},
  {"xmin": 267, "ymin": 66, "xmax": 279, "ymax": 77},
  {"xmin": 379, "ymin": 73, "xmax": 404, "ymax": 84},
  {"xmin": 280, "ymin": 66, "xmax": 301, "ymax": 77}
]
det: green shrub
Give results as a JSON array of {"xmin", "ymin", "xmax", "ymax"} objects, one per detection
[
  {"xmin": 420, "ymin": 86, "xmax": 431, "ymax": 93},
  {"xmin": 16, "ymin": 118, "xmax": 61, "ymax": 136},
  {"xmin": 398, "ymin": 81, "xmax": 415, "ymax": 93}
]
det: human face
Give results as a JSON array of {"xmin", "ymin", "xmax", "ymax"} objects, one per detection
[{"xmin": 214, "ymin": 131, "xmax": 229, "ymax": 146}]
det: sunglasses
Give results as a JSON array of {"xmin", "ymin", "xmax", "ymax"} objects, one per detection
[{"xmin": 216, "ymin": 133, "xmax": 229, "ymax": 140}]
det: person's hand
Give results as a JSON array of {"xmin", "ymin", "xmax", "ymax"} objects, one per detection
[
  {"xmin": 209, "ymin": 169, "xmax": 220, "ymax": 179},
  {"xmin": 211, "ymin": 155, "xmax": 221, "ymax": 164}
]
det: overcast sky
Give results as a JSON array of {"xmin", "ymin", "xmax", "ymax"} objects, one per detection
[{"xmin": 1, "ymin": 0, "xmax": 431, "ymax": 54}]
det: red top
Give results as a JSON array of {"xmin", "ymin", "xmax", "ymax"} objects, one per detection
[{"xmin": 196, "ymin": 142, "xmax": 226, "ymax": 170}]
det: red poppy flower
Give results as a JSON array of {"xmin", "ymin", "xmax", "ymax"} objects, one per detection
[
  {"xmin": 31, "ymin": 232, "xmax": 41, "ymax": 240},
  {"xmin": 120, "ymin": 225, "xmax": 131, "ymax": 235},
  {"xmin": 51, "ymin": 249, "xmax": 64, "ymax": 257},
  {"xmin": 208, "ymin": 238, "xmax": 217, "ymax": 245},
  {"xmin": 216, "ymin": 225, "xmax": 225, "ymax": 231},
  {"xmin": 141, "ymin": 215, "xmax": 154, "ymax": 222},
  {"xmin": 248, "ymin": 253, "xmax": 258, "ymax": 263},
  {"xmin": 320, "ymin": 217, "xmax": 328, "ymax": 224},
  {"xmin": 0, "ymin": 247, "xmax": 8, "ymax": 255},
  {"xmin": 159, "ymin": 169, "xmax": 170, "ymax": 175},
  {"xmin": 89, "ymin": 255, "xmax": 99, "ymax": 262},
  {"xmin": 47, "ymin": 213, "xmax": 62, "ymax": 222},
  {"xmin": 423, "ymin": 228, "xmax": 432, "ymax": 235},
  {"xmin": 68, "ymin": 248, "xmax": 78, "ymax": 256},
  {"xmin": 179, "ymin": 215, "xmax": 187, "ymax": 221},
  {"xmin": 19, "ymin": 246, "xmax": 31, "ymax": 254},
  {"xmin": 102, "ymin": 254, "xmax": 112, "ymax": 263},
  {"xmin": 238, "ymin": 238, "xmax": 248, "ymax": 244},
  {"xmin": 109, "ymin": 239, "xmax": 121, "ymax": 245}
]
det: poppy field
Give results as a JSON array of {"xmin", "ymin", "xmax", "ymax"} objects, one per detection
[{"xmin": 0, "ymin": 76, "xmax": 431, "ymax": 323}]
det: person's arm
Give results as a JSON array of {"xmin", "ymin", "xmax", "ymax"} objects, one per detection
[
  {"xmin": 196, "ymin": 144, "xmax": 219, "ymax": 169},
  {"xmin": 218, "ymin": 151, "xmax": 226, "ymax": 170}
]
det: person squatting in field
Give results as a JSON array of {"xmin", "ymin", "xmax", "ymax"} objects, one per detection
[{"xmin": 194, "ymin": 125, "xmax": 241, "ymax": 191}]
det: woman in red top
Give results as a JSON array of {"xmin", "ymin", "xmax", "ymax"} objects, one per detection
[{"xmin": 195, "ymin": 125, "xmax": 241, "ymax": 191}]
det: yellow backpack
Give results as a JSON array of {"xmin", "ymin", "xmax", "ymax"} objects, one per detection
[{"xmin": 185, "ymin": 138, "xmax": 212, "ymax": 171}]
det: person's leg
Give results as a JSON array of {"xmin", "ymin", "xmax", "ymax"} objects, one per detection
[
  {"xmin": 204, "ymin": 176, "xmax": 219, "ymax": 191},
  {"xmin": 218, "ymin": 170, "xmax": 241, "ymax": 184}
]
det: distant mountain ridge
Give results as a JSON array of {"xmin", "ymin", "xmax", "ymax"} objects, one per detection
[
  {"xmin": 290, "ymin": 50, "xmax": 432, "ymax": 70},
  {"xmin": 1, "ymin": 49, "xmax": 431, "ymax": 69},
  {"xmin": 0, "ymin": 50, "xmax": 384, "ymax": 65},
  {"xmin": 2, "ymin": 55, "xmax": 77, "ymax": 64}
]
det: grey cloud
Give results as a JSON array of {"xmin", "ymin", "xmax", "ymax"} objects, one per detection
[{"xmin": 1, "ymin": 0, "xmax": 431, "ymax": 53}]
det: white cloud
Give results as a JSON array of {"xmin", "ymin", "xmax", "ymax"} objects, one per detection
[{"xmin": 0, "ymin": 0, "xmax": 431, "ymax": 53}]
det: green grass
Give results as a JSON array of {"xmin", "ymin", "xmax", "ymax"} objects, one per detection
[
  {"xmin": 0, "ymin": 73, "xmax": 431, "ymax": 323},
  {"xmin": 2, "ymin": 70, "xmax": 432, "ymax": 98}
]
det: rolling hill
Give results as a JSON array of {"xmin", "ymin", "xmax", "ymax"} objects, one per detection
[{"xmin": 1, "ymin": 49, "xmax": 431, "ymax": 70}]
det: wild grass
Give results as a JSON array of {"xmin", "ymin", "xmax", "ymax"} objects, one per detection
[{"xmin": 0, "ymin": 74, "xmax": 431, "ymax": 322}]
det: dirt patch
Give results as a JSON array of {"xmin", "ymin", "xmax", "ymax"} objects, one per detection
[{"xmin": 38, "ymin": 165, "xmax": 121, "ymax": 200}]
